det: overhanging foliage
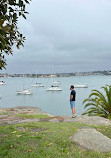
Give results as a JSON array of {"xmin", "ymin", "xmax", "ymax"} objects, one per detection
[{"xmin": 0, "ymin": 0, "xmax": 31, "ymax": 69}]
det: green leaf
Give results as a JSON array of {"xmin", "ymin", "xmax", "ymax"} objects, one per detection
[
  {"xmin": 19, "ymin": 12, "xmax": 22, "ymax": 16},
  {"xmin": 9, "ymin": 0, "xmax": 15, "ymax": 5},
  {"xmin": 22, "ymin": 14, "xmax": 26, "ymax": 19},
  {"xmin": 0, "ymin": 20, "xmax": 4, "ymax": 26},
  {"xmin": 24, "ymin": 0, "xmax": 30, "ymax": 4},
  {"xmin": 19, "ymin": 0, "xmax": 23, "ymax": 7},
  {"xmin": 9, "ymin": 7, "xmax": 14, "ymax": 12}
]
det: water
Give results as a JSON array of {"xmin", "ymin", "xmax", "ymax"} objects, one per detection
[{"xmin": 0, "ymin": 75, "xmax": 111, "ymax": 116}]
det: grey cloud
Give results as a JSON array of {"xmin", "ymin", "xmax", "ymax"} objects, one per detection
[{"xmin": 2, "ymin": 0, "xmax": 111, "ymax": 74}]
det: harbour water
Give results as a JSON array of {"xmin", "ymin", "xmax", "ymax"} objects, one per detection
[{"xmin": 0, "ymin": 75, "xmax": 111, "ymax": 116}]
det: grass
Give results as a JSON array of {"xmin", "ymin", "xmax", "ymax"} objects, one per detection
[
  {"xmin": 0, "ymin": 113, "xmax": 9, "ymax": 115},
  {"xmin": 0, "ymin": 122, "xmax": 111, "ymax": 158},
  {"xmin": 16, "ymin": 114, "xmax": 50, "ymax": 119}
]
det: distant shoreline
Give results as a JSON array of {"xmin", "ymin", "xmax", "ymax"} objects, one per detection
[{"xmin": 0, "ymin": 70, "xmax": 111, "ymax": 78}]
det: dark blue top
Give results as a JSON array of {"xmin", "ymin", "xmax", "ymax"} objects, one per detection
[{"xmin": 71, "ymin": 90, "xmax": 76, "ymax": 101}]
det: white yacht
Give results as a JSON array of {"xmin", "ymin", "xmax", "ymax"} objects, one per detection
[
  {"xmin": 46, "ymin": 86, "xmax": 62, "ymax": 91},
  {"xmin": 0, "ymin": 81, "xmax": 6, "ymax": 85},
  {"xmin": 74, "ymin": 84, "xmax": 88, "ymax": 88},
  {"xmin": 46, "ymin": 66, "xmax": 62, "ymax": 91},
  {"xmin": 46, "ymin": 82, "xmax": 62, "ymax": 91},
  {"xmin": 16, "ymin": 89, "xmax": 33, "ymax": 95},
  {"xmin": 53, "ymin": 81, "xmax": 61, "ymax": 84},
  {"xmin": 31, "ymin": 83, "xmax": 44, "ymax": 87}
]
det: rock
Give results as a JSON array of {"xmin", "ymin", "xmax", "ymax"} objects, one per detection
[
  {"xmin": 8, "ymin": 106, "xmax": 41, "ymax": 114},
  {"xmin": 1, "ymin": 118, "xmax": 41, "ymax": 125},
  {"xmin": 69, "ymin": 128, "xmax": 111, "ymax": 152},
  {"xmin": 29, "ymin": 128, "xmax": 47, "ymax": 132},
  {"xmin": 63, "ymin": 115, "xmax": 111, "ymax": 126},
  {"xmin": 48, "ymin": 118, "xmax": 59, "ymax": 123},
  {"xmin": 13, "ymin": 106, "xmax": 41, "ymax": 111},
  {"xmin": 0, "ymin": 115, "xmax": 9, "ymax": 118},
  {"xmin": 16, "ymin": 127, "xmax": 26, "ymax": 132},
  {"xmin": 15, "ymin": 127, "xmax": 47, "ymax": 132},
  {"xmin": 0, "ymin": 106, "xmax": 53, "ymax": 117}
]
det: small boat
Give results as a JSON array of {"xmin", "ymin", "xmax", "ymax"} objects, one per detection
[
  {"xmin": 46, "ymin": 86, "xmax": 62, "ymax": 91},
  {"xmin": 0, "ymin": 81, "xmax": 6, "ymax": 85},
  {"xmin": 46, "ymin": 82, "xmax": 62, "ymax": 91},
  {"xmin": 53, "ymin": 81, "xmax": 61, "ymax": 84},
  {"xmin": 16, "ymin": 89, "xmax": 33, "ymax": 95},
  {"xmin": 31, "ymin": 83, "xmax": 44, "ymax": 87},
  {"xmin": 46, "ymin": 66, "xmax": 62, "ymax": 91},
  {"xmin": 74, "ymin": 84, "xmax": 88, "ymax": 88}
]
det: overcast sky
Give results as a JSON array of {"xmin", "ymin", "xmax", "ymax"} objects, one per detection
[{"xmin": 2, "ymin": 0, "xmax": 111, "ymax": 74}]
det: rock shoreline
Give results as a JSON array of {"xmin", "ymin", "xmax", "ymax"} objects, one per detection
[{"xmin": 0, "ymin": 106, "xmax": 111, "ymax": 126}]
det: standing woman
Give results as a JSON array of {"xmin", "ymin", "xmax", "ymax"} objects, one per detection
[{"xmin": 70, "ymin": 85, "xmax": 76, "ymax": 118}]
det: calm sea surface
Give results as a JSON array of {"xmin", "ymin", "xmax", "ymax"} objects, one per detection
[{"xmin": 0, "ymin": 75, "xmax": 111, "ymax": 116}]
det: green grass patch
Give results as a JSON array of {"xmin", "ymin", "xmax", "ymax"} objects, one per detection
[
  {"xmin": 95, "ymin": 126, "xmax": 111, "ymax": 139},
  {"xmin": 0, "ymin": 122, "xmax": 111, "ymax": 158},
  {"xmin": 16, "ymin": 114, "xmax": 50, "ymax": 119},
  {"xmin": 0, "ymin": 113, "xmax": 9, "ymax": 115}
]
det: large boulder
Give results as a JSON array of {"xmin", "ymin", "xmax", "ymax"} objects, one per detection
[{"xmin": 69, "ymin": 128, "xmax": 111, "ymax": 152}]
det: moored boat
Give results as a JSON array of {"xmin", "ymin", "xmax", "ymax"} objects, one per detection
[
  {"xmin": 16, "ymin": 89, "xmax": 33, "ymax": 95},
  {"xmin": 0, "ymin": 81, "xmax": 6, "ymax": 85},
  {"xmin": 46, "ymin": 86, "xmax": 62, "ymax": 91},
  {"xmin": 31, "ymin": 83, "xmax": 44, "ymax": 87},
  {"xmin": 46, "ymin": 82, "xmax": 62, "ymax": 91},
  {"xmin": 74, "ymin": 84, "xmax": 88, "ymax": 88}
]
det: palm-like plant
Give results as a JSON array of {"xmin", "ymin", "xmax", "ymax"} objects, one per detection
[{"xmin": 82, "ymin": 85, "xmax": 111, "ymax": 119}]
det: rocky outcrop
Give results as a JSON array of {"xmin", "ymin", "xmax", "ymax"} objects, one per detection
[
  {"xmin": 0, "ymin": 106, "xmax": 111, "ymax": 126},
  {"xmin": 0, "ymin": 106, "xmax": 52, "ymax": 116},
  {"xmin": 62, "ymin": 115, "xmax": 111, "ymax": 126},
  {"xmin": 69, "ymin": 128, "xmax": 111, "ymax": 153}
]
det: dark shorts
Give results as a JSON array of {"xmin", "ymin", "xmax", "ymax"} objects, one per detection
[{"xmin": 70, "ymin": 101, "xmax": 75, "ymax": 108}]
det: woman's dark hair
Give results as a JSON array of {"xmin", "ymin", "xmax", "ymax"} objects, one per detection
[{"xmin": 71, "ymin": 85, "xmax": 74, "ymax": 89}]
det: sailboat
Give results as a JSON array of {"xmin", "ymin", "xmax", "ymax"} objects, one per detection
[
  {"xmin": 46, "ymin": 85, "xmax": 62, "ymax": 91},
  {"xmin": 31, "ymin": 73, "xmax": 44, "ymax": 87},
  {"xmin": 46, "ymin": 67, "xmax": 62, "ymax": 91},
  {"xmin": 31, "ymin": 82, "xmax": 44, "ymax": 87},
  {"xmin": 16, "ymin": 89, "xmax": 32, "ymax": 95},
  {"xmin": 16, "ymin": 77, "xmax": 33, "ymax": 95},
  {"xmin": 0, "ymin": 81, "xmax": 6, "ymax": 85},
  {"xmin": 46, "ymin": 79, "xmax": 62, "ymax": 91}
]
